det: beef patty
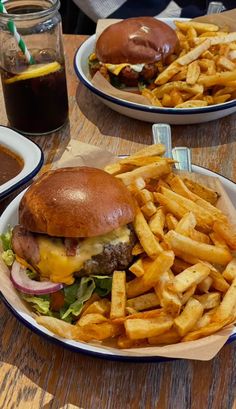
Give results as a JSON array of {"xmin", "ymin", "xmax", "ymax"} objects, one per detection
[{"xmin": 12, "ymin": 225, "xmax": 136, "ymax": 277}]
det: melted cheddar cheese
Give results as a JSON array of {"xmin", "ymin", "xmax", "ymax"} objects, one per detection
[
  {"xmin": 36, "ymin": 226, "xmax": 130, "ymax": 285},
  {"xmin": 104, "ymin": 63, "xmax": 145, "ymax": 76}
]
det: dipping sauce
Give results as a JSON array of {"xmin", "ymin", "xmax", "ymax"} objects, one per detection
[{"xmin": 0, "ymin": 145, "xmax": 24, "ymax": 185}]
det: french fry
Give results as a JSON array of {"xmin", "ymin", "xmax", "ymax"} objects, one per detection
[
  {"xmin": 125, "ymin": 314, "xmax": 173, "ymax": 340},
  {"xmin": 212, "ymin": 277, "xmax": 236, "ymax": 322},
  {"xmin": 194, "ymin": 292, "xmax": 221, "ymax": 310},
  {"xmin": 182, "ymin": 317, "xmax": 234, "ymax": 342},
  {"xmin": 186, "ymin": 61, "xmax": 201, "ymax": 85},
  {"xmin": 210, "ymin": 32, "xmax": 236, "ymax": 46},
  {"xmin": 129, "ymin": 258, "xmax": 144, "ymax": 277},
  {"xmin": 172, "ymin": 257, "xmax": 191, "ymax": 275},
  {"xmin": 181, "ymin": 177, "xmax": 219, "ymax": 204},
  {"xmin": 209, "ymin": 268, "xmax": 230, "ymax": 293},
  {"xmin": 78, "ymin": 313, "xmax": 108, "ymax": 327},
  {"xmin": 165, "ymin": 230, "xmax": 232, "ymax": 265},
  {"xmin": 176, "ymin": 100, "xmax": 208, "ymax": 108},
  {"xmin": 132, "ymin": 242, "xmax": 144, "ymax": 256},
  {"xmin": 222, "ymin": 258, "xmax": 236, "ymax": 282},
  {"xmin": 127, "ymin": 292, "xmax": 160, "ymax": 311},
  {"xmin": 117, "ymin": 160, "xmax": 172, "ymax": 186},
  {"xmin": 81, "ymin": 299, "xmax": 110, "ymax": 317},
  {"xmin": 178, "ymin": 39, "xmax": 211, "ymax": 66},
  {"xmin": 117, "ymin": 335, "xmax": 147, "ymax": 349},
  {"xmin": 160, "ymin": 187, "xmax": 215, "ymax": 229},
  {"xmin": 36, "ymin": 316, "xmax": 91, "ymax": 341},
  {"xmin": 153, "ymin": 81, "xmax": 204, "ymax": 98},
  {"xmin": 175, "ymin": 212, "xmax": 197, "ymax": 236},
  {"xmin": 128, "ymin": 177, "xmax": 146, "ymax": 193},
  {"xmin": 141, "ymin": 201, "xmax": 157, "ymax": 218},
  {"xmin": 148, "ymin": 207, "xmax": 165, "ymax": 239},
  {"xmin": 175, "ymin": 20, "xmax": 219, "ymax": 34},
  {"xmin": 198, "ymin": 70, "xmax": 236, "ymax": 87},
  {"xmin": 110, "ymin": 271, "xmax": 126, "ymax": 319},
  {"xmin": 213, "ymin": 220, "xmax": 236, "ymax": 250},
  {"xmin": 148, "ymin": 327, "xmax": 181, "ymax": 345},
  {"xmin": 154, "ymin": 192, "xmax": 187, "ymax": 220},
  {"xmin": 121, "ymin": 156, "xmax": 167, "ymax": 167},
  {"xmin": 181, "ymin": 285, "xmax": 197, "ymax": 305},
  {"xmin": 165, "ymin": 213, "xmax": 179, "ymax": 230},
  {"xmin": 135, "ymin": 189, "xmax": 154, "ymax": 206},
  {"xmin": 210, "ymin": 231, "xmax": 229, "ymax": 250},
  {"xmin": 216, "ymin": 56, "xmax": 235, "ymax": 71},
  {"xmin": 142, "ymin": 88, "xmax": 162, "ymax": 106},
  {"xmin": 174, "ymin": 297, "xmax": 204, "ymax": 337},
  {"xmin": 197, "ymin": 276, "xmax": 213, "ymax": 293},
  {"xmin": 126, "ymin": 251, "xmax": 174, "ymax": 298},
  {"xmin": 193, "ymin": 308, "xmax": 217, "ymax": 330},
  {"xmin": 154, "ymin": 270, "xmax": 182, "ymax": 316},
  {"xmin": 190, "ymin": 229, "xmax": 211, "ymax": 244},
  {"xmin": 131, "ymin": 143, "xmax": 166, "ymax": 158},
  {"xmin": 155, "ymin": 62, "xmax": 181, "ymax": 85},
  {"xmin": 133, "ymin": 208, "xmax": 163, "ymax": 259},
  {"xmin": 169, "ymin": 262, "xmax": 210, "ymax": 293}
]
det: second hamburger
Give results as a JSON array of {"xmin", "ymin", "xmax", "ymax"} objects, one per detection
[{"xmin": 89, "ymin": 16, "xmax": 179, "ymax": 87}]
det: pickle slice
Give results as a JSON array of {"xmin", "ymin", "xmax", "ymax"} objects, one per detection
[{"xmin": 4, "ymin": 61, "xmax": 61, "ymax": 84}]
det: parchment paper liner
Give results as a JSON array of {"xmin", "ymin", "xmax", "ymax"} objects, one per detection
[
  {"xmin": 91, "ymin": 10, "xmax": 236, "ymax": 107},
  {"xmin": 0, "ymin": 140, "xmax": 236, "ymax": 361}
]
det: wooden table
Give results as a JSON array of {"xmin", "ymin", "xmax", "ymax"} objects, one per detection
[{"xmin": 0, "ymin": 34, "xmax": 236, "ymax": 409}]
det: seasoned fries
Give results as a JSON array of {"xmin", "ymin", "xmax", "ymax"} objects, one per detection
[
  {"xmin": 141, "ymin": 19, "xmax": 236, "ymax": 108},
  {"xmin": 28, "ymin": 143, "xmax": 236, "ymax": 350}
]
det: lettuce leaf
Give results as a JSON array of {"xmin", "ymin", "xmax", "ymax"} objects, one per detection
[
  {"xmin": 1, "ymin": 249, "xmax": 15, "ymax": 266},
  {"xmin": 93, "ymin": 275, "xmax": 112, "ymax": 297},
  {"xmin": 61, "ymin": 277, "xmax": 95, "ymax": 320},
  {"xmin": 1, "ymin": 227, "xmax": 13, "ymax": 251},
  {"xmin": 21, "ymin": 294, "xmax": 50, "ymax": 315}
]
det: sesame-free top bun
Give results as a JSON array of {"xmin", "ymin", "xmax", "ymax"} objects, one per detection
[
  {"xmin": 96, "ymin": 17, "xmax": 179, "ymax": 64},
  {"xmin": 19, "ymin": 167, "xmax": 136, "ymax": 237}
]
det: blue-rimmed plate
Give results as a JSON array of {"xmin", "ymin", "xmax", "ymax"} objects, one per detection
[
  {"xmin": 0, "ymin": 126, "xmax": 44, "ymax": 201},
  {"xmin": 0, "ymin": 164, "xmax": 235, "ymax": 361},
  {"xmin": 74, "ymin": 18, "xmax": 236, "ymax": 125}
]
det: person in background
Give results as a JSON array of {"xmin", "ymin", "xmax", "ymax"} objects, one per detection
[{"xmin": 72, "ymin": 0, "xmax": 235, "ymax": 24}]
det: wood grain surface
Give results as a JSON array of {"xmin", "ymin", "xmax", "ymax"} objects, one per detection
[{"xmin": 0, "ymin": 34, "xmax": 236, "ymax": 409}]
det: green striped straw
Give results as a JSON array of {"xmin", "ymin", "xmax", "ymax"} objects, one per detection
[{"xmin": 0, "ymin": 0, "xmax": 34, "ymax": 64}]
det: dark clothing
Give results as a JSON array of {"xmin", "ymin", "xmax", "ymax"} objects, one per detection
[{"xmin": 109, "ymin": 0, "xmax": 236, "ymax": 19}]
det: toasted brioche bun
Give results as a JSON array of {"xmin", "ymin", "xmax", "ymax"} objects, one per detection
[
  {"xmin": 96, "ymin": 17, "xmax": 179, "ymax": 64},
  {"xmin": 19, "ymin": 167, "xmax": 135, "ymax": 237}
]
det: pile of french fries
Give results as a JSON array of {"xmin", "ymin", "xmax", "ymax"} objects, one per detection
[
  {"xmin": 142, "ymin": 20, "xmax": 236, "ymax": 108},
  {"xmin": 37, "ymin": 143, "xmax": 236, "ymax": 349}
]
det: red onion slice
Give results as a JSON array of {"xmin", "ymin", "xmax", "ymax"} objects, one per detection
[{"xmin": 11, "ymin": 260, "xmax": 63, "ymax": 295}]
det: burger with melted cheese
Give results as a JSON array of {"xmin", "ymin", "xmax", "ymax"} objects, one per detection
[
  {"xmin": 11, "ymin": 167, "xmax": 136, "ymax": 286},
  {"xmin": 89, "ymin": 16, "xmax": 179, "ymax": 87}
]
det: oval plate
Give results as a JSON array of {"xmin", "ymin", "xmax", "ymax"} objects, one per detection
[
  {"xmin": 0, "ymin": 165, "xmax": 236, "ymax": 361},
  {"xmin": 74, "ymin": 18, "xmax": 236, "ymax": 125}
]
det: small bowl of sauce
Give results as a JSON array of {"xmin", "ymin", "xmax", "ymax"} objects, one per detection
[
  {"xmin": 0, "ymin": 145, "xmax": 24, "ymax": 186},
  {"xmin": 0, "ymin": 126, "xmax": 44, "ymax": 202}
]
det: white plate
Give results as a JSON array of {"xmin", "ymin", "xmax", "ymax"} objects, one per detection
[
  {"xmin": 0, "ymin": 126, "xmax": 44, "ymax": 200},
  {"xmin": 74, "ymin": 18, "xmax": 236, "ymax": 125},
  {"xmin": 0, "ymin": 165, "xmax": 236, "ymax": 361}
]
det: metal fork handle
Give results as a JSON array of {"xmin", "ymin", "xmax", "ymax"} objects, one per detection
[
  {"xmin": 152, "ymin": 124, "xmax": 172, "ymax": 158},
  {"xmin": 172, "ymin": 147, "xmax": 192, "ymax": 172},
  {"xmin": 207, "ymin": 1, "xmax": 226, "ymax": 14}
]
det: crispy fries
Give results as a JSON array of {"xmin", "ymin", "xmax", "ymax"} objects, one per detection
[
  {"xmin": 141, "ymin": 20, "xmax": 236, "ymax": 108},
  {"xmin": 33, "ymin": 143, "xmax": 236, "ymax": 350}
]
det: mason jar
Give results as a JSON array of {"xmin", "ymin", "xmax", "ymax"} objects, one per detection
[{"xmin": 0, "ymin": 0, "xmax": 69, "ymax": 135}]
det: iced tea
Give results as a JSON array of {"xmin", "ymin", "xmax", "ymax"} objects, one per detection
[{"xmin": 1, "ymin": 49, "xmax": 68, "ymax": 134}]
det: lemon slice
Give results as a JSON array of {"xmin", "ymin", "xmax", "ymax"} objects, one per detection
[{"xmin": 4, "ymin": 61, "xmax": 61, "ymax": 84}]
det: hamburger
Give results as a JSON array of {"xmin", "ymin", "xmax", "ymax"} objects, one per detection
[
  {"xmin": 89, "ymin": 16, "xmax": 179, "ymax": 87},
  {"xmin": 2, "ymin": 167, "xmax": 136, "ymax": 320}
]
